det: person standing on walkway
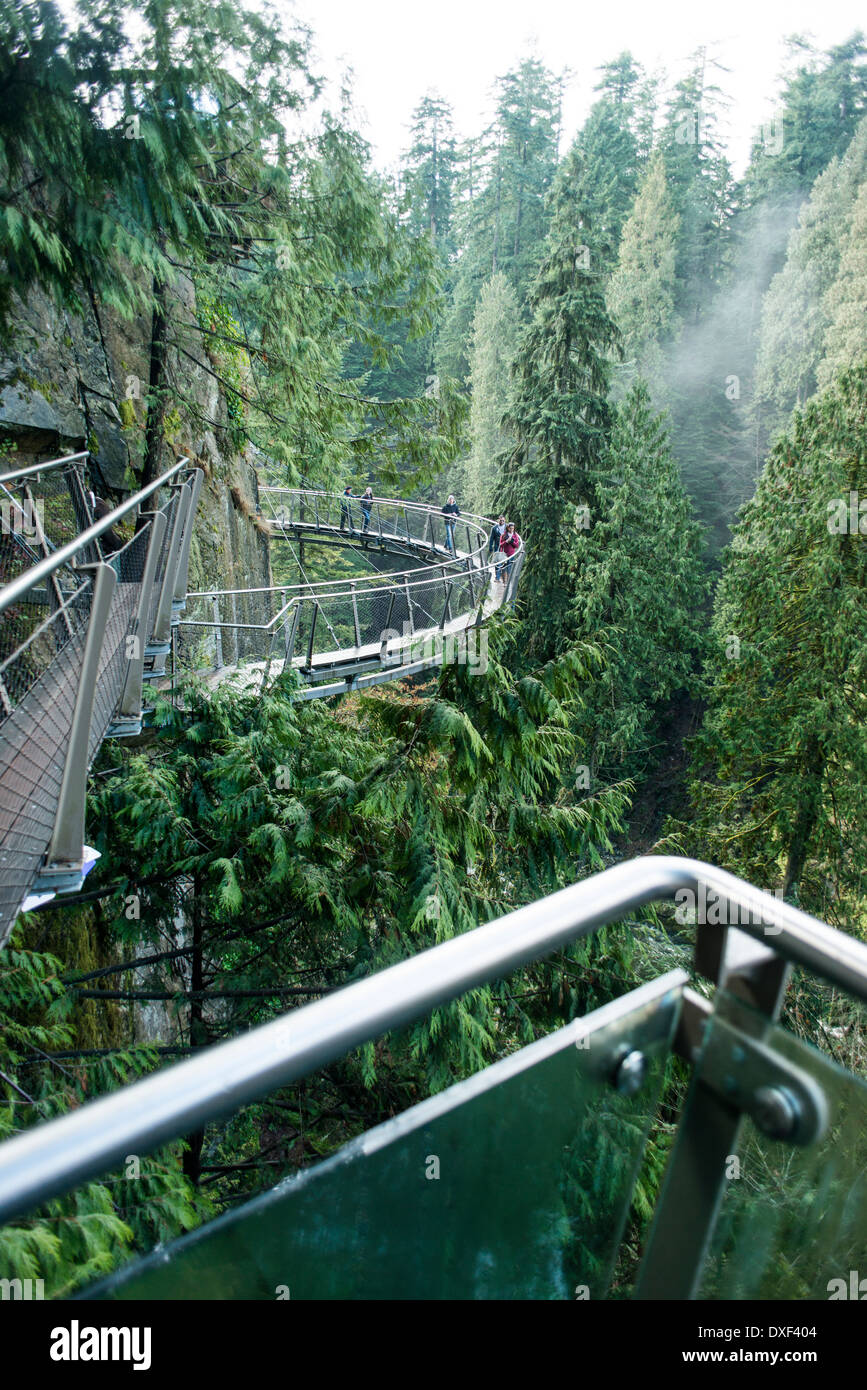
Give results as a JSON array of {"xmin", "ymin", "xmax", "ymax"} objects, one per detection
[
  {"xmin": 500, "ymin": 522, "xmax": 521, "ymax": 585},
  {"xmin": 488, "ymin": 514, "xmax": 506, "ymax": 557},
  {"xmin": 442, "ymin": 494, "xmax": 460, "ymax": 554},
  {"xmin": 360, "ymin": 486, "xmax": 373, "ymax": 533},
  {"xmin": 340, "ymin": 485, "xmax": 355, "ymax": 534}
]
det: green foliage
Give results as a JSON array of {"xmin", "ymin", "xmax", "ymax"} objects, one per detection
[
  {"xmin": 89, "ymin": 624, "xmax": 630, "ymax": 1101},
  {"xmin": 607, "ymin": 153, "xmax": 680, "ymax": 400},
  {"xmin": 435, "ymin": 57, "xmax": 564, "ymax": 380},
  {"xmin": 464, "ymin": 271, "xmax": 519, "ymax": 513},
  {"xmin": 0, "ymin": 0, "xmax": 462, "ymax": 487},
  {"xmin": 754, "ymin": 117, "xmax": 867, "ymax": 440},
  {"xmin": 569, "ymin": 382, "xmax": 707, "ymax": 772},
  {"xmin": 743, "ymin": 34, "xmax": 867, "ymax": 203},
  {"xmin": 0, "ymin": 933, "xmax": 207, "ymax": 1295},
  {"xmin": 498, "ymin": 143, "xmax": 619, "ymax": 660},
  {"xmin": 672, "ymin": 361, "xmax": 867, "ymax": 929}
]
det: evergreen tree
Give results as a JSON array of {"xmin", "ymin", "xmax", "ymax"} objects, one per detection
[
  {"xmin": 743, "ymin": 34, "xmax": 867, "ymax": 204},
  {"xmin": 436, "ymin": 57, "xmax": 563, "ymax": 380},
  {"xmin": 464, "ymin": 272, "xmax": 519, "ymax": 514},
  {"xmin": 0, "ymin": 0, "xmax": 462, "ymax": 490},
  {"xmin": 659, "ymin": 50, "xmax": 734, "ymax": 324},
  {"xmin": 568, "ymin": 382, "xmax": 707, "ymax": 771},
  {"xmin": 403, "ymin": 94, "xmax": 457, "ymax": 247},
  {"xmin": 754, "ymin": 116, "xmax": 867, "ymax": 443},
  {"xmin": 674, "ymin": 361, "xmax": 867, "ymax": 927},
  {"xmin": 498, "ymin": 145, "xmax": 620, "ymax": 660},
  {"xmin": 818, "ymin": 180, "xmax": 867, "ymax": 388},
  {"xmin": 606, "ymin": 152, "xmax": 680, "ymax": 399},
  {"xmin": 571, "ymin": 53, "xmax": 645, "ymax": 265}
]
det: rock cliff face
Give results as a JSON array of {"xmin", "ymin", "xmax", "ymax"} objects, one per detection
[{"xmin": 0, "ymin": 284, "xmax": 271, "ymax": 595}]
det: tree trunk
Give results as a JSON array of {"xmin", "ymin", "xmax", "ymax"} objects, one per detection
[
  {"xmin": 141, "ymin": 267, "xmax": 169, "ymax": 489},
  {"xmin": 782, "ymin": 736, "xmax": 825, "ymax": 899}
]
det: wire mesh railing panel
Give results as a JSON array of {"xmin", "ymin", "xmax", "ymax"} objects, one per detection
[
  {"xmin": 0, "ymin": 464, "xmax": 84, "ymax": 556},
  {"xmin": 0, "ymin": 581, "xmax": 93, "ymax": 939}
]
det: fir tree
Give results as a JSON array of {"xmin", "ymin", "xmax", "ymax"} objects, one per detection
[
  {"xmin": 465, "ymin": 271, "xmax": 519, "ymax": 514},
  {"xmin": 498, "ymin": 145, "xmax": 620, "ymax": 660},
  {"xmin": 754, "ymin": 116, "xmax": 867, "ymax": 445},
  {"xmin": 606, "ymin": 153, "xmax": 680, "ymax": 400},
  {"xmin": 674, "ymin": 361, "xmax": 867, "ymax": 927},
  {"xmin": 568, "ymin": 382, "xmax": 707, "ymax": 771}
]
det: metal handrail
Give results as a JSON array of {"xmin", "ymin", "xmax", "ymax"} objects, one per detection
[
  {"xmin": 0, "ymin": 854, "xmax": 865, "ymax": 1224},
  {"xmin": 181, "ymin": 564, "xmax": 497, "ymax": 636},
  {"xmin": 260, "ymin": 489, "xmax": 493, "ymax": 590},
  {"xmin": 0, "ymin": 451, "xmax": 90, "ymax": 487},
  {"xmin": 0, "ymin": 460, "xmax": 189, "ymax": 614}
]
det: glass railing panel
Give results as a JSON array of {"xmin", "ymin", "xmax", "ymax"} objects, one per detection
[
  {"xmin": 86, "ymin": 969, "xmax": 686, "ymax": 1301},
  {"xmin": 698, "ymin": 989, "xmax": 867, "ymax": 1300}
]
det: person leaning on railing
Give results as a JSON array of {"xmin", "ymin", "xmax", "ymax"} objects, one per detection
[{"xmin": 360, "ymin": 486, "xmax": 373, "ymax": 533}]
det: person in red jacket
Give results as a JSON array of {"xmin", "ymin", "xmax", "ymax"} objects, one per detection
[{"xmin": 500, "ymin": 521, "xmax": 521, "ymax": 583}]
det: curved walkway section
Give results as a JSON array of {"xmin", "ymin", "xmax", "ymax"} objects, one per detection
[
  {"xmin": 0, "ymin": 453, "xmax": 203, "ymax": 945},
  {"xmin": 174, "ymin": 490, "xmax": 524, "ymax": 698}
]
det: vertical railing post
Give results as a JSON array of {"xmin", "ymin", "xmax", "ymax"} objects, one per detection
[
  {"xmin": 403, "ymin": 577, "xmax": 414, "ymax": 635},
  {"xmin": 440, "ymin": 579, "xmax": 453, "ymax": 629},
  {"xmin": 283, "ymin": 600, "xmax": 301, "ymax": 668},
  {"xmin": 111, "ymin": 509, "xmax": 168, "ymax": 733},
  {"xmin": 172, "ymin": 469, "xmax": 204, "ymax": 608},
  {"xmin": 212, "ymin": 597, "xmax": 223, "ymax": 670},
  {"xmin": 150, "ymin": 485, "xmax": 190, "ymax": 648},
  {"xmin": 351, "ymin": 581, "xmax": 361, "ymax": 648},
  {"xmin": 305, "ymin": 602, "xmax": 318, "ymax": 670}
]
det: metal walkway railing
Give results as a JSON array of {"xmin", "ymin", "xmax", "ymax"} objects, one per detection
[
  {"xmin": 0, "ymin": 453, "xmax": 203, "ymax": 944},
  {"xmin": 0, "ymin": 856, "xmax": 865, "ymax": 1300},
  {"xmin": 175, "ymin": 490, "xmax": 524, "ymax": 697}
]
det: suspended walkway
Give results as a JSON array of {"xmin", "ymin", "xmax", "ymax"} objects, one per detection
[
  {"xmin": 0, "ymin": 459, "xmax": 520, "ymax": 942},
  {"xmin": 0, "ymin": 457, "xmax": 863, "ymax": 1303},
  {"xmin": 0, "ymin": 452, "xmax": 203, "ymax": 945},
  {"xmin": 173, "ymin": 488, "xmax": 524, "ymax": 699}
]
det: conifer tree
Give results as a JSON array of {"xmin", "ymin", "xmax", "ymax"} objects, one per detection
[
  {"xmin": 571, "ymin": 53, "xmax": 645, "ymax": 264},
  {"xmin": 753, "ymin": 116, "xmax": 867, "ymax": 447},
  {"xmin": 818, "ymin": 181, "xmax": 867, "ymax": 388},
  {"xmin": 464, "ymin": 272, "xmax": 519, "ymax": 514},
  {"xmin": 606, "ymin": 153, "xmax": 680, "ymax": 400},
  {"xmin": 743, "ymin": 34, "xmax": 867, "ymax": 204},
  {"xmin": 568, "ymin": 382, "xmax": 706, "ymax": 771},
  {"xmin": 435, "ymin": 57, "xmax": 563, "ymax": 380},
  {"xmin": 497, "ymin": 145, "xmax": 620, "ymax": 660},
  {"xmin": 674, "ymin": 361, "xmax": 867, "ymax": 926}
]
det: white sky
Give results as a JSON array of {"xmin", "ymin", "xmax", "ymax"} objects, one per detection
[{"xmin": 289, "ymin": 0, "xmax": 865, "ymax": 176}]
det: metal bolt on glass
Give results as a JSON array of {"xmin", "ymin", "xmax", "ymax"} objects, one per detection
[{"xmin": 753, "ymin": 1085, "xmax": 801, "ymax": 1141}]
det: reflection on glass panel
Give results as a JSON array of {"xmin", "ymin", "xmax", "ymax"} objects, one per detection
[
  {"xmin": 87, "ymin": 971, "xmax": 685, "ymax": 1302},
  {"xmin": 700, "ymin": 991, "xmax": 867, "ymax": 1300}
]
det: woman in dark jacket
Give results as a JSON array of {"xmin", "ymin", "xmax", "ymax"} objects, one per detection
[{"xmin": 442, "ymin": 494, "xmax": 460, "ymax": 554}]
